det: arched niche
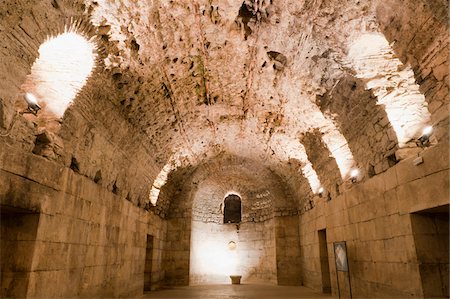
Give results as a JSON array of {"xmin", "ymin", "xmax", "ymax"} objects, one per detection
[{"xmin": 223, "ymin": 194, "xmax": 242, "ymax": 224}]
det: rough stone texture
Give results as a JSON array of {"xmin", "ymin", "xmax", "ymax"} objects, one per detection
[
  {"xmin": 1, "ymin": 0, "xmax": 448, "ymax": 208},
  {"xmin": 190, "ymin": 220, "xmax": 277, "ymax": 285},
  {"xmin": 0, "ymin": 0, "xmax": 448, "ymax": 298},
  {"xmin": 161, "ymin": 155, "xmax": 301, "ymax": 287},
  {"xmin": 298, "ymin": 141, "xmax": 449, "ymax": 298},
  {"xmin": 317, "ymin": 75, "xmax": 399, "ymax": 177},
  {"xmin": 0, "ymin": 146, "xmax": 166, "ymax": 297},
  {"xmin": 411, "ymin": 212, "xmax": 449, "ymax": 297}
]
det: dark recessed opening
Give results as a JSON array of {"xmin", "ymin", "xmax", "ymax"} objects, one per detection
[
  {"xmin": 223, "ymin": 194, "xmax": 242, "ymax": 224},
  {"xmin": 144, "ymin": 234, "xmax": 154, "ymax": 292},
  {"xmin": 1, "ymin": 205, "xmax": 40, "ymax": 298},
  {"xmin": 70, "ymin": 157, "xmax": 80, "ymax": 173}
]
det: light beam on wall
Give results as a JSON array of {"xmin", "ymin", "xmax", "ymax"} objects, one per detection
[
  {"xmin": 148, "ymin": 148, "xmax": 197, "ymax": 206},
  {"xmin": 23, "ymin": 32, "xmax": 96, "ymax": 117},
  {"xmin": 149, "ymin": 163, "xmax": 173, "ymax": 206},
  {"xmin": 190, "ymin": 222, "xmax": 242, "ymax": 284},
  {"xmin": 348, "ymin": 33, "xmax": 431, "ymax": 147},
  {"xmin": 321, "ymin": 128, "xmax": 356, "ymax": 179},
  {"xmin": 269, "ymin": 134, "xmax": 323, "ymax": 193}
]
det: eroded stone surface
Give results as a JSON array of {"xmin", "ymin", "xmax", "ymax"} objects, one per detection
[{"xmin": 0, "ymin": 0, "xmax": 448, "ymax": 298}]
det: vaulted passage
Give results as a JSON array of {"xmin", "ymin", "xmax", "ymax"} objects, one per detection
[{"xmin": 0, "ymin": 0, "xmax": 448, "ymax": 298}]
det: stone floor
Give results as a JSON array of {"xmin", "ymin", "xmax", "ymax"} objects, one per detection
[{"xmin": 142, "ymin": 284, "xmax": 331, "ymax": 299}]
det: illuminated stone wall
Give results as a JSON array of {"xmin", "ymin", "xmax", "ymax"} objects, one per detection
[
  {"xmin": 161, "ymin": 156, "xmax": 301, "ymax": 286},
  {"xmin": 299, "ymin": 141, "xmax": 449, "ymax": 297},
  {"xmin": 0, "ymin": 0, "xmax": 447, "ymax": 297},
  {"xmin": 190, "ymin": 220, "xmax": 277, "ymax": 285}
]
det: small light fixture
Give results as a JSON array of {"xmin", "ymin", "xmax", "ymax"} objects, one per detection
[
  {"xmin": 350, "ymin": 168, "xmax": 359, "ymax": 183},
  {"xmin": 318, "ymin": 186, "xmax": 331, "ymax": 201},
  {"xmin": 23, "ymin": 92, "xmax": 41, "ymax": 115},
  {"xmin": 228, "ymin": 241, "xmax": 236, "ymax": 251},
  {"xmin": 417, "ymin": 125, "xmax": 433, "ymax": 147}
]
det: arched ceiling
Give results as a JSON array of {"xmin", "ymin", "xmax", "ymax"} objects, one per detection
[
  {"xmin": 155, "ymin": 153, "xmax": 301, "ymax": 218},
  {"xmin": 86, "ymin": 0, "xmax": 371, "ymax": 166},
  {"xmin": 78, "ymin": 0, "xmax": 444, "ymax": 207},
  {"xmin": 3, "ymin": 0, "xmax": 446, "ymax": 210}
]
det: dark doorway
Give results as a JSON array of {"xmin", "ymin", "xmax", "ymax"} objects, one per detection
[
  {"xmin": 144, "ymin": 234, "xmax": 154, "ymax": 292},
  {"xmin": 1, "ymin": 205, "xmax": 40, "ymax": 298},
  {"xmin": 318, "ymin": 229, "xmax": 331, "ymax": 293},
  {"xmin": 411, "ymin": 205, "xmax": 449, "ymax": 298},
  {"xmin": 223, "ymin": 194, "xmax": 241, "ymax": 224}
]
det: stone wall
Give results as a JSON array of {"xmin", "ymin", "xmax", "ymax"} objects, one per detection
[
  {"xmin": 162, "ymin": 216, "xmax": 191, "ymax": 286},
  {"xmin": 160, "ymin": 156, "xmax": 302, "ymax": 286},
  {"xmin": 0, "ymin": 146, "xmax": 166, "ymax": 298},
  {"xmin": 298, "ymin": 140, "xmax": 449, "ymax": 297},
  {"xmin": 411, "ymin": 211, "xmax": 449, "ymax": 297},
  {"xmin": 275, "ymin": 215, "xmax": 301, "ymax": 285},
  {"xmin": 190, "ymin": 220, "xmax": 277, "ymax": 285},
  {"xmin": 317, "ymin": 75, "xmax": 398, "ymax": 177},
  {"xmin": 0, "ymin": 0, "xmax": 161, "ymax": 210}
]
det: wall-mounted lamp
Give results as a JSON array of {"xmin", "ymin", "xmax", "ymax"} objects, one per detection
[
  {"xmin": 417, "ymin": 126, "xmax": 433, "ymax": 147},
  {"xmin": 318, "ymin": 186, "xmax": 331, "ymax": 201},
  {"xmin": 228, "ymin": 241, "xmax": 237, "ymax": 251},
  {"xmin": 350, "ymin": 168, "xmax": 359, "ymax": 183},
  {"xmin": 23, "ymin": 92, "xmax": 41, "ymax": 115}
]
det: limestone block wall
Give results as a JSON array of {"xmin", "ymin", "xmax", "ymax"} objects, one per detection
[
  {"xmin": 411, "ymin": 212, "xmax": 449, "ymax": 297},
  {"xmin": 189, "ymin": 219, "xmax": 277, "ymax": 285},
  {"xmin": 275, "ymin": 215, "xmax": 301, "ymax": 286},
  {"xmin": 298, "ymin": 140, "xmax": 449, "ymax": 297},
  {"xmin": 0, "ymin": 146, "xmax": 167, "ymax": 298},
  {"xmin": 162, "ymin": 215, "xmax": 192, "ymax": 286}
]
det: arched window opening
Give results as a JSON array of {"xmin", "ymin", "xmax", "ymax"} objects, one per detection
[
  {"xmin": 20, "ymin": 31, "xmax": 96, "ymax": 118},
  {"xmin": 223, "ymin": 194, "xmax": 242, "ymax": 224}
]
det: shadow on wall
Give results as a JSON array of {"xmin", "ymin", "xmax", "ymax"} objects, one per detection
[
  {"xmin": 0, "ymin": 206, "xmax": 40, "ymax": 298},
  {"xmin": 411, "ymin": 206, "xmax": 449, "ymax": 298}
]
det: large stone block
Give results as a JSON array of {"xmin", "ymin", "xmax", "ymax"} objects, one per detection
[{"xmin": 397, "ymin": 169, "xmax": 449, "ymax": 214}]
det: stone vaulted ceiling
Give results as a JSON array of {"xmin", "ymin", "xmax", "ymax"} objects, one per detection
[
  {"xmin": 91, "ymin": 0, "xmax": 353, "ymax": 163},
  {"xmin": 1, "ymin": 0, "xmax": 448, "ymax": 212}
]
